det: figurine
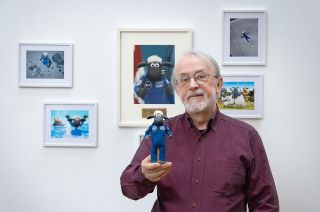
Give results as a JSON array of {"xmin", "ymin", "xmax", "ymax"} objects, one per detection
[
  {"xmin": 240, "ymin": 31, "xmax": 252, "ymax": 43},
  {"xmin": 145, "ymin": 110, "xmax": 172, "ymax": 163},
  {"xmin": 40, "ymin": 52, "xmax": 52, "ymax": 69},
  {"xmin": 65, "ymin": 114, "xmax": 88, "ymax": 136},
  {"xmin": 52, "ymin": 117, "xmax": 64, "ymax": 126},
  {"xmin": 134, "ymin": 55, "xmax": 174, "ymax": 104}
]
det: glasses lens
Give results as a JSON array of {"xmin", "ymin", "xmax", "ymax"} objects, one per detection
[
  {"xmin": 194, "ymin": 72, "xmax": 208, "ymax": 84},
  {"xmin": 178, "ymin": 75, "xmax": 190, "ymax": 86}
]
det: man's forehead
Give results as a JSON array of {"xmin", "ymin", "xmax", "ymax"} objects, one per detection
[{"xmin": 176, "ymin": 61, "xmax": 208, "ymax": 76}]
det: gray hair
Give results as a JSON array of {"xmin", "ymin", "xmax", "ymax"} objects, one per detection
[{"xmin": 171, "ymin": 50, "xmax": 221, "ymax": 86}]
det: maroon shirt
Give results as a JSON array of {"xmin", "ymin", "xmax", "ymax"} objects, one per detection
[{"xmin": 120, "ymin": 109, "xmax": 279, "ymax": 212}]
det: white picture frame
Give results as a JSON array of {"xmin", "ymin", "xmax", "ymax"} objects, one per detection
[
  {"xmin": 222, "ymin": 10, "xmax": 267, "ymax": 65},
  {"xmin": 118, "ymin": 28, "xmax": 193, "ymax": 127},
  {"xmin": 218, "ymin": 73, "xmax": 263, "ymax": 119},
  {"xmin": 19, "ymin": 43, "xmax": 73, "ymax": 87},
  {"xmin": 43, "ymin": 102, "xmax": 98, "ymax": 147}
]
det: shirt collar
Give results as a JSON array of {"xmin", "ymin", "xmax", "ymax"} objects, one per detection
[{"xmin": 184, "ymin": 105, "xmax": 220, "ymax": 132}]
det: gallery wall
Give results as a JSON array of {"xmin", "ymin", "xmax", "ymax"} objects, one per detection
[{"xmin": 0, "ymin": 0, "xmax": 319, "ymax": 211}]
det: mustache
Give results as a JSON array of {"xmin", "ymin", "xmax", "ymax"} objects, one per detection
[{"xmin": 187, "ymin": 89, "xmax": 205, "ymax": 99}]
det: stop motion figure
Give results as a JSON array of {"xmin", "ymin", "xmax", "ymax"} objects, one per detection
[{"xmin": 145, "ymin": 110, "xmax": 172, "ymax": 163}]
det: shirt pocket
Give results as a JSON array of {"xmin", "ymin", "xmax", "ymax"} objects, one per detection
[{"xmin": 213, "ymin": 159, "xmax": 246, "ymax": 197}]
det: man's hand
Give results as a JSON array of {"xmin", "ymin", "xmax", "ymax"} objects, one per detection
[{"xmin": 141, "ymin": 155, "xmax": 172, "ymax": 182}]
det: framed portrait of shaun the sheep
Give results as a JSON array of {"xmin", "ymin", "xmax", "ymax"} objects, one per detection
[
  {"xmin": 19, "ymin": 43, "xmax": 73, "ymax": 87},
  {"xmin": 218, "ymin": 73, "xmax": 263, "ymax": 119},
  {"xmin": 222, "ymin": 10, "xmax": 267, "ymax": 65},
  {"xmin": 117, "ymin": 28, "xmax": 192, "ymax": 127},
  {"xmin": 43, "ymin": 102, "xmax": 97, "ymax": 147}
]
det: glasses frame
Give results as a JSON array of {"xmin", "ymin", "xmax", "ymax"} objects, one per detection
[{"xmin": 174, "ymin": 72, "xmax": 220, "ymax": 87}]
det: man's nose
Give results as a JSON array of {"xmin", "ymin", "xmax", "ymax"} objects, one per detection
[{"xmin": 188, "ymin": 77, "xmax": 199, "ymax": 89}]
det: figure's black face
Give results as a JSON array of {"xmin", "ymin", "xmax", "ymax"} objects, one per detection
[
  {"xmin": 154, "ymin": 116, "xmax": 164, "ymax": 126},
  {"xmin": 147, "ymin": 62, "xmax": 162, "ymax": 81}
]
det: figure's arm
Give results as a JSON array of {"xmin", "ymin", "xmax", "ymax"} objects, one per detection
[
  {"xmin": 120, "ymin": 139, "xmax": 157, "ymax": 200},
  {"xmin": 134, "ymin": 77, "xmax": 148, "ymax": 99},
  {"xmin": 165, "ymin": 126, "xmax": 172, "ymax": 139},
  {"xmin": 65, "ymin": 115, "xmax": 73, "ymax": 125},
  {"xmin": 247, "ymin": 133, "xmax": 279, "ymax": 212},
  {"xmin": 80, "ymin": 115, "xmax": 88, "ymax": 123},
  {"xmin": 144, "ymin": 125, "xmax": 152, "ymax": 139}
]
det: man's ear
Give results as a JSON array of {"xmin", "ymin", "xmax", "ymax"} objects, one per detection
[{"xmin": 215, "ymin": 77, "xmax": 223, "ymax": 93}]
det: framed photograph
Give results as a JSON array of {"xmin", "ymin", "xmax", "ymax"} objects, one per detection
[
  {"xmin": 218, "ymin": 74, "xmax": 263, "ymax": 118},
  {"xmin": 118, "ymin": 28, "xmax": 192, "ymax": 127},
  {"xmin": 222, "ymin": 10, "xmax": 267, "ymax": 65},
  {"xmin": 19, "ymin": 43, "xmax": 73, "ymax": 87},
  {"xmin": 44, "ymin": 102, "xmax": 98, "ymax": 147}
]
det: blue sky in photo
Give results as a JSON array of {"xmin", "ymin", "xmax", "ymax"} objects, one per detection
[
  {"xmin": 50, "ymin": 110, "xmax": 89, "ymax": 124},
  {"xmin": 223, "ymin": 81, "xmax": 254, "ymax": 90}
]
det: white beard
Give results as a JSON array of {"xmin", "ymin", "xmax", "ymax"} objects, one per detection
[{"xmin": 183, "ymin": 89, "xmax": 217, "ymax": 113}]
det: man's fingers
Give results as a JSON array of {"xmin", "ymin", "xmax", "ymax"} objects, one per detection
[
  {"xmin": 142, "ymin": 160, "xmax": 161, "ymax": 170},
  {"xmin": 144, "ymin": 164, "xmax": 172, "ymax": 181},
  {"xmin": 141, "ymin": 155, "xmax": 173, "ymax": 182}
]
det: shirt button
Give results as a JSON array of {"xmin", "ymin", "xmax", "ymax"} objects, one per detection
[
  {"xmin": 197, "ymin": 156, "xmax": 201, "ymax": 161},
  {"xmin": 192, "ymin": 202, "xmax": 197, "ymax": 208},
  {"xmin": 194, "ymin": 179, "xmax": 199, "ymax": 184}
]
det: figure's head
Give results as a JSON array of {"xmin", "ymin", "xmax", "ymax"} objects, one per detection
[
  {"xmin": 137, "ymin": 55, "xmax": 174, "ymax": 82},
  {"xmin": 146, "ymin": 55, "xmax": 162, "ymax": 81},
  {"xmin": 172, "ymin": 51, "xmax": 223, "ymax": 113},
  {"xmin": 147, "ymin": 110, "xmax": 169, "ymax": 126}
]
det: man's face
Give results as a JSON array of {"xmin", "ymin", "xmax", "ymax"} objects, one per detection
[{"xmin": 174, "ymin": 56, "xmax": 222, "ymax": 113}]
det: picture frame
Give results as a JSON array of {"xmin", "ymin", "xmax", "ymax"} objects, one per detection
[
  {"xmin": 218, "ymin": 73, "xmax": 263, "ymax": 119},
  {"xmin": 118, "ymin": 28, "xmax": 193, "ymax": 127},
  {"xmin": 19, "ymin": 43, "xmax": 73, "ymax": 87},
  {"xmin": 43, "ymin": 102, "xmax": 98, "ymax": 147},
  {"xmin": 222, "ymin": 10, "xmax": 267, "ymax": 65}
]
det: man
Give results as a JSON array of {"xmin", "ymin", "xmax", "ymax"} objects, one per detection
[{"xmin": 120, "ymin": 51, "xmax": 279, "ymax": 212}]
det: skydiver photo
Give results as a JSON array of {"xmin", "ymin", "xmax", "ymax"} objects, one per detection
[
  {"xmin": 43, "ymin": 103, "xmax": 98, "ymax": 147},
  {"xmin": 26, "ymin": 50, "xmax": 64, "ymax": 79},
  {"xmin": 230, "ymin": 18, "xmax": 258, "ymax": 57}
]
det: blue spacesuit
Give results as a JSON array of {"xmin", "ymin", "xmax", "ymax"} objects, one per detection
[
  {"xmin": 134, "ymin": 75, "xmax": 174, "ymax": 104},
  {"xmin": 145, "ymin": 111, "xmax": 172, "ymax": 163},
  {"xmin": 241, "ymin": 32, "xmax": 252, "ymax": 43},
  {"xmin": 40, "ymin": 52, "xmax": 52, "ymax": 68}
]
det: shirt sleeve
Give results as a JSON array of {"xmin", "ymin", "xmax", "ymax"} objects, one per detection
[
  {"xmin": 120, "ymin": 138, "xmax": 157, "ymax": 200},
  {"xmin": 247, "ymin": 132, "xmax": 280, "ymax": 212}
]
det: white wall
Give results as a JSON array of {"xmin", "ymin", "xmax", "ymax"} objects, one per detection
[{"xmin": 0, "ymin": 0, "xmax": 319, "ymax": 211}]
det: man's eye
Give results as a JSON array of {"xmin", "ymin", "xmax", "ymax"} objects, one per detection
[
  {"xmin": 179, "ymin": 76, "xmax": 189, "ymax": 82},
  {"xmin": 196, "ymin": 73, "xmax": 207, "ymax": 80}
]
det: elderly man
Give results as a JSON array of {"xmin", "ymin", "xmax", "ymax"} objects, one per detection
[{"xmin": 120, "ymin": 51, "xmax": 279, "ymax": 212}]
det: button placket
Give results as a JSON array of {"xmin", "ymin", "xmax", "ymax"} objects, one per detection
[{"xmin": 192, "ymin": 202, "xmax": 197, "ymax": 208}]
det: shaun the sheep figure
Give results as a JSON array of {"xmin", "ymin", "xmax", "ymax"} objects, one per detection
[
  {"xmin": 65, "ymin": 114, "xmax": 88, "ymax": 128},
  {"xmin": 145, "ymin": 110, "xmax": 172, "ymax": 163},
  {"xmin": 240, "ymin": 31, "xmax": 252, "ymax": 43},
  {"xmin": 134, "ymin": 55, "xmax": 174, "ymax": 104},
  {"xmin": 40, "ymin": 52, "xmax": 52, "ymax": 69}
]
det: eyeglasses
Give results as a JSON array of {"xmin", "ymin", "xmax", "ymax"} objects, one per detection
[{"xmin": 174, "ymin": 72, "xmax": 219, "ymax": 87}]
